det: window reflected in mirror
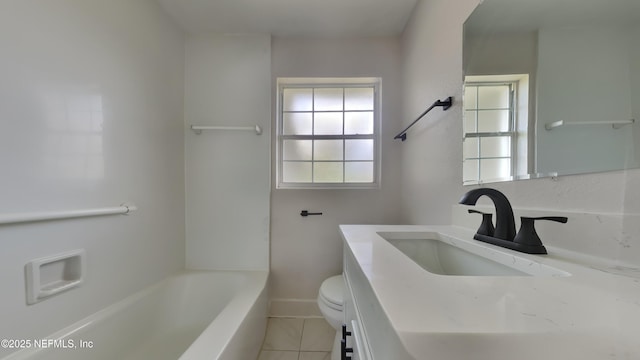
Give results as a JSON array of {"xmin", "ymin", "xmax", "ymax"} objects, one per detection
[{"xmin": 463, "ymin": 74, "xmax": 529, "ymax": 185}]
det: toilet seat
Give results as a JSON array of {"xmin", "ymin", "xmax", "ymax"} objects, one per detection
[
  {"xmin": 317, "ymin": 275, "xmax": 345, "ymax": 360},
  {"xmin": 319, "ymin": 291, "xmax": 343, "ymax": 312},
  {"xmin": 319, "ymin": 275, "xmax": 344, "ymax": 310},
  {"xmin": 317, "ymin": 275, "xmax": 344, "ymax": 331}
]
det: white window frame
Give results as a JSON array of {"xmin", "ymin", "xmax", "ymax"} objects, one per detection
[
  {"xmin": 463, "ymin": 74, "xmax": 529, "ymax": 185},
  {"xmin": 276, "ymin": 77, "xmax": 381, "ymax": 189}
]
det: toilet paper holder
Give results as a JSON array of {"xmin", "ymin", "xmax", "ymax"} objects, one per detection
[{"xmin": 300, "ymin": 210, "xmax": 323, "ymax": 217}]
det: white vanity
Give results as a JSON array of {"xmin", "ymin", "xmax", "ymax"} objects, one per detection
[{"xmin": 340, "ymin": 224, "xmax": 640, "ymax": 359}]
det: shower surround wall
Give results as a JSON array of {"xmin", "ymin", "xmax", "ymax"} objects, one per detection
[
  {"xmin": 0, "ymin": 0, "xmax": 185, "ymax": 355},
  {"xmin": 184, "ymin": 34, "xmax": 271, "ymax": 271}
]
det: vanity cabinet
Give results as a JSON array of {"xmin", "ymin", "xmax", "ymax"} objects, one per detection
[
  {"xmin": 343, "ymin": 243, "xmax": 414, "ymax": 360},
  {"xmin": 342, "ymin": 265, "xmax": 369, "ymax": 360}
]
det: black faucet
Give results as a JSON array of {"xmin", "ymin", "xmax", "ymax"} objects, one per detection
[
  {"xmin": 459, "ymin": 188, "xmax": 516, "ymax": 241},
  {"xmin": 459, "ymin": 188, "xmax": 567, "ymax": 255}
]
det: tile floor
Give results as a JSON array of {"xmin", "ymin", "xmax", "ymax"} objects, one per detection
[{"xmin": 258, "ymin": 317, "xmax": 335, "ymax": 360}]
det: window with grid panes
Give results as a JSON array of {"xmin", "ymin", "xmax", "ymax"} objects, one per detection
[
  {"xmin": 463, "ymin": 81, "xmax": 516, "ymax": 184},
  {"xmin": 277, "ymin": 78, "xmax": 380, "ymax": 189}
]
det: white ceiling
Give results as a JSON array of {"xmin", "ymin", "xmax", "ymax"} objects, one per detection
[{"xmin": 156, "ymin": 0, "xmax": 419, "ymax": 37}]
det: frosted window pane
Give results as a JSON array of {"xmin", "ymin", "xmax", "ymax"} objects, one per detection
[
  {"xmin": 345, "ymin": 112, "xmax": 373, "ymax": 135},
  {"xmin": 464, "ymin": 111, "xmax": 477, "ymax": 133},
  {"xmin": 345, "ymin": 88, "xmax": 374, "ymax": 110},
  {"xmin": 463, "ymin": 159, "xmax": 479, "ymax": 182},
  {"xmin": 283, "ymin": 162, "xmax": 312, "ymax": 182},
  {"xmin": 478, "ymin": 110, "xmax": 510, "ymax": 132},
  {"xmin": 279, "ymin": 81, "xmax": 379, "ymax": 187},
  {"xmin": 283, "ymin": 112, "xmax": 312, "ymax": 135},
  {"xmin": 314, "ymin": 140, "xmax": 343, "ymax": 161},
  {"xmin": 314, "ymin": 112, "xmax": 343, "ymax": 135},
  {"xmin": 283, "ymin": 140, "xmax": 312, "ymax": 160},
  {"xmin": 283, "ymin": 88, "xmax": 312, "ymax": 111},
  {"xmin": 345, "ymin": 139, "xmax": 373, "ymax": 161},
  {"xmin": 463, "ymin": 138, "xmax": 479, "ymax": 158},
  {"xmin": 345, "ymin": 162, "xmax": 373, "ymax": 182},
  {"xmin": 481, "ymin": 137, "xmax": 511, "ymax": 158},
  {"xmin": 314, "ymin": 162, "xmax": 343, "ymax": 183},
  {"xmin": 480, "ymin": 158, "xmax": 511, "ymax": 180},
  {"xmin": 463, "ymin": 85, "xmax": 478, "ymax": 110},
  {"xmin": 478, "ymin": 85, "xmax": 509, "ymax": 109},
  {"xmin": 314, "ymin": 88, "xmax": 343, "ymax": 111}
]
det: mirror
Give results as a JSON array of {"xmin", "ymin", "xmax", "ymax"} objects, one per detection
[{"xmin": 462, "ymin": 0, "xmax": 640, "ymax": 185}]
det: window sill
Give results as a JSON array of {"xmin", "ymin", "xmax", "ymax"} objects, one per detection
[{"xmin": 276, "ymin": 182, "xmax": 380, "ymax": 190}]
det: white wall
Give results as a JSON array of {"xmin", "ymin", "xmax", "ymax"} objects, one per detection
[
  {"xmin": 184, "ymin": 34, "xmax": 271, "ymax": 271},
  {"xmin": 400, "ymin": 0, "xmax": 477, "ymax": 224},
  {"xmin": 270, "ymin": 37, "xmax": 403, "ymax": 315},
  {"xmin": 0, "ymin": 0, "xmax": 185, "ymax": 354},
  {"xmin": 401, "ymin": 0, "xmax": 640, "ymax": 264}
]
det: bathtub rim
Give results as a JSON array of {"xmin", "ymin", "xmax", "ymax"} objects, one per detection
[
  {"xmin": 179, "ymin": 269, "xmax": 269, "ymax": 360},
  {"xmin": 2, "ymin": 269, "xmax": 269, "ymax": 360}
]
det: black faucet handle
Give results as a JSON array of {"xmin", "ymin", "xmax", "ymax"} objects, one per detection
[
  {"xmin": 468, "ymin": 209, "xmax": 495, "ymax": 236},
  {"xmin": 514, "ymin": 216, "xmax": 568, "ymax": 254},
  {"xmin": 522, "ymin": 216, "xmax": 568, "ymax": 223}
]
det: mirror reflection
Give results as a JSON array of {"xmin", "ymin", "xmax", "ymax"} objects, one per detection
[{"xmin": 463, "ymin": 0, "xmax": 640, "ymax": 185}]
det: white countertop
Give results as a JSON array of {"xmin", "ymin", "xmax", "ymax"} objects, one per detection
[{"xmin": 340, "ymin": 224, "xmax": 640, "ymax": 360}]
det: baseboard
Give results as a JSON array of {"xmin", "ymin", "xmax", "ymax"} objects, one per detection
[{"xmin": 269, "ymin": 298, "xmax": 322, "ymax": 318}]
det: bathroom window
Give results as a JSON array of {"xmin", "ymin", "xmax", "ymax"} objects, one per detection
[
  {"xmin": 463, "ymin": 75, "xmax": 529, "ymax": 184},
  {"xmin": 276, "ymin": 78, "xmax": 381, "ymax": 189}
]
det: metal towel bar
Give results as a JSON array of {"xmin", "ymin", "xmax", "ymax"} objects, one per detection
[
  {"xmin": 0, "ymin": 204, "xmax": 137, "ymax": 225},
  {"xmin": 191, "ymin": 125, "xmax": 262, "ymax": 135},
  {"xmin": 544, "ymin": 119, "xmax": 635, "ymax": 131},
  {"xmin": 394, "ymin": 97, "xmax": 453, "ymax": 141}
]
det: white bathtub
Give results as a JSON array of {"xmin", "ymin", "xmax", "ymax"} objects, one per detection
[{"xmin": 3, "ymin": 270, "xmax": 269, "ymax": 360}]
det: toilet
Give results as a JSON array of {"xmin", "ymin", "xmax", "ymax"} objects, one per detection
[{"xmin": 317, "ymin": 274, "xmax": 344, "ymax": 360}]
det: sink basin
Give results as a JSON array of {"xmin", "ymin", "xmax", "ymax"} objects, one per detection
[{"xmin": 377, "ymin": 231, "xmax": 570, "ymax": 277}]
